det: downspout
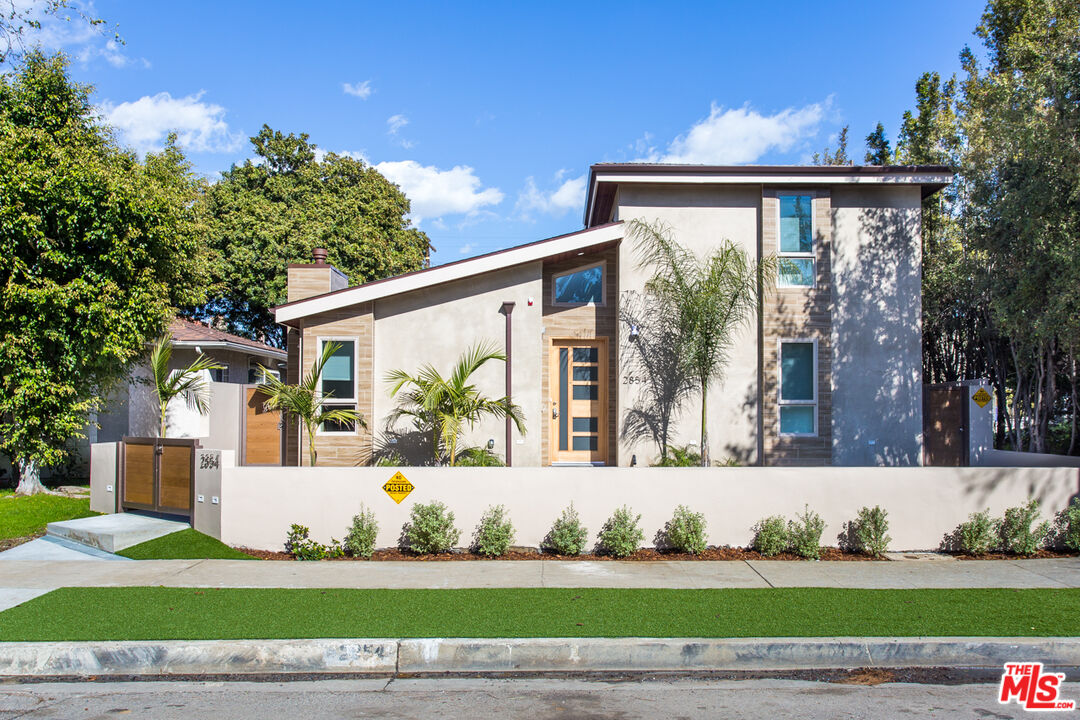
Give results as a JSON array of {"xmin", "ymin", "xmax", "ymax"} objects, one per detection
[{"xmin": 501, "ymin": 301, "xmax": 516, "ymax": 466}]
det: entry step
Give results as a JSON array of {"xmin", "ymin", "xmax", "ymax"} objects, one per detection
[{"xmin": 46, "ymin": 514, "xmax": 189, "ymax": 554}]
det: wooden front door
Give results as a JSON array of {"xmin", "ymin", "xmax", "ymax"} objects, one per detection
[
  {"xmin": 120, "ymin": 437, "xmax": 197, "ymax": 517},
  {"xmin": 923, "ymin": 385, "xmax": 969, "ymax": 466},
  {"xmin": 549, "ymin": 339, "xmax": 608, "ymax": 464},
  {"xmin": 243, "ymin": 387, "xmax": 283, "ymax": 465}
]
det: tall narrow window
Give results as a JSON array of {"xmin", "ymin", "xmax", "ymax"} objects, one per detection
[
  {"xmin": 777, "ymin": 194, "xmax": 815, "ymax": 288},
  {"xmin": 552, "ymin": 261, "xmax": 604, "ymax": 305},
  {"xmin": 778, "ymin": 340, "xmax": 817, "ymax": 435},
  {"xmin": 319, "ymin": 339, "xmax": 357, "ymax": 433}
]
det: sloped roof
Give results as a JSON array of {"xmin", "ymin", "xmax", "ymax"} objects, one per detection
[
  {"xmin": 169, "ymin": 317, "xmax": 287, "ymax": 360},
  {"xmin": 274, "ymin": 221, "xmax": 625, "ymax": 324}
]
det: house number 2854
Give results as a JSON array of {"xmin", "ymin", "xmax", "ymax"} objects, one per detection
[
  {"xmin": 199, "ymin": 454, "xmax": 220, "ymax": 470},
  {"xmin": 622, "ymin": 376, "xmax": 645, "ymax": 385}
]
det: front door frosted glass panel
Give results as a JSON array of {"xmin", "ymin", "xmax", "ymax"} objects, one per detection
[
  {"xmin": 553, "ymin": 264, "xmax": 603, "ymax": 305},
  {"xmin": 779, "ymin": 341, "xmax": 816, "ymax": 435},
  {"xmin": 549, "ymin": 339, "xmax": 607, "ymax": 464}
]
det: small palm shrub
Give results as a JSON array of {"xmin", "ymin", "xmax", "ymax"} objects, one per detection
[
  {"xmin": 957, "ymin": 509, "xmax": 999, "ymax": 554},
  {"xmin": 404, "ymin": 501, "xmax": 461, "ymax": 554},
  {"xmin": 455, "ymin": 447, "xmax": 505, "ymax": 467},
  {"xmin": 663, "ymin": 505, "xmax": 708, "ymax": 554},
  {"xmin": 344, "ymin": 504, "xmax": 378, "ymax": 558},
  {"xmin": 598, "ymin": 505, "xmax": 644, "ymax": 558},
  {"xmin": 752, "ymin": 515, "xmax": 789, "ymax": 556},
  {"xmin": 652, "ymin": 444, "xmax": 701, "ymax": 467},
  {"xmin": 1055, "ymin": 499, "xmax": 1080, "ymax": 551},
  {"xmin": 544, "ymin": 503, "xmax": 589, "ymax": 556},
  {"xmin": 999, "ymin": 499, "xmax": 1050, "ymax": 555},
  {"xmin": 285, "ymin": 523, "xmax": 343, "ymax": 560},
  {"xmin": 472, "ymin": 504, "xmax": 515, "ymax": 556},
  {"xmin": 788, "ymin": 506, "xmax": 825, "ymax": 560},
  {"xmin": 853, "ymin": 505, "xmax": 891, "ymax": 557}
]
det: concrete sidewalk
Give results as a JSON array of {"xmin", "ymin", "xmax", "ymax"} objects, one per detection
[{"xmin": 2, "ymin": 557, "xmax": 1080, "ymax": 612}]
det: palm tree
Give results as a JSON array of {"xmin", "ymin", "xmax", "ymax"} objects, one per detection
[
  {"xmin": 628, "ymin": 219, "xmax": 775, "ymax": 466},
  {"xmin": 150, "ymin": 334, "xmax": 225, "ymax": 438},
  {"xmin": 387, "ymin": 341, "xmax": 526, "ymax": 466},
  {"xmin": 257, "ymin": 341, "xmax": 366, "ymax": 467}
]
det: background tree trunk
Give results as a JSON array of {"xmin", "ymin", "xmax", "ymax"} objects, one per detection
[{"xmin": 14, "ymin": 460, "xmax": 46, "ymax": 496}]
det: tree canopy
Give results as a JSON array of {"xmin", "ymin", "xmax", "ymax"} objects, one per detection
[
  {"xmin": 188, "ymin": 125, "xmax": 431, "ymax": 346},
  {"xmin": 0, "ymin": 52, "xmax": 206, "ymax": 491}
]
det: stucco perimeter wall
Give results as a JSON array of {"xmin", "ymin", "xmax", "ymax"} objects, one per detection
[
  {"xmin": 830, "ymin": 186, "xmax": 923, "ymax": 466},
  {"xmin": 373, "ymin": 262, "xmax": 544, "ymax": 466},
  {"xmin": 614, "ymin": 184, "xmax": 761, "ymax": 465},
  {"xmin": 217, "ymin": 466, "xmax": 1080, "ymax": 552}
]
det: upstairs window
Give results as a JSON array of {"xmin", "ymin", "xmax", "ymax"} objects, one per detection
[
  {"xmin": 552, "ymin": 261, "xmax": 604, "ymax": 306},
  {"xmin": 777, "ymin": 194, "xmax": 815, "ymax": 288},
  {"xmin": 209, "ymin": 366, "xmax": 229, "ymax": 383},
  {"xmin": 319, "ymin": 339, "xmax": 357, "ymax": 434},
  {"xmin": 778, "ymin": 340, "xmax": 817, "ymax": 436}
]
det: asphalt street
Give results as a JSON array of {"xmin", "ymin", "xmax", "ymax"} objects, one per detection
[{"xmin": 2, "ymin": 677, "xmax": 1074, "ymax": 719}]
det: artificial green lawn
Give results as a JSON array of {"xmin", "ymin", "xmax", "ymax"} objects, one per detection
[
  {"xmin": 118, "ymin": 529, "xmax": 257, "ymax": 560},
  {"xmin": 0, "ymin": 489, "xmax": 98, "ymax": 541},
  {"xmin": 1, "ymin": 587, "xmax": 1077, "ymax": 641}
]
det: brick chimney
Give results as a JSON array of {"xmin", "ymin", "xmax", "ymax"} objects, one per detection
[{"xmin": 287, "ymin": 247, "xmax": 348, "ymax": 302}]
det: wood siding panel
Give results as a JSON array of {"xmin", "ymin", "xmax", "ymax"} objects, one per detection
[{"xmin": 541, "ymin": 247, "xmax": 619, "ymax": 465}]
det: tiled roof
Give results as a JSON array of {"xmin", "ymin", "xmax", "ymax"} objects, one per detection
[{"xmin": 169, "ymin": 317, "xmax": 286, "ymax": 358}]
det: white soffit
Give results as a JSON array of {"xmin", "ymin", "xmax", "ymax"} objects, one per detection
[{"xmin": 275, "ymin": 222, "xmax": 625, "ymax": 323}]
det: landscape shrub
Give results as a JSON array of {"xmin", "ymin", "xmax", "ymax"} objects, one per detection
[
  {"xmin": 1054, "ymin": 499, "xmax": 1080, "ymax": 551},
  {"xmin": 374, "ymin": 453, "xmax": 405, "ymax": 467},
  {"xmin": 455, "ymin": 447, "xmax": 505, "ymax": 467},
  {"xmin": 751, "ymin": 515, "xmax": 789, "ymax": 556},
  {"xmin": 598, "ymin": 505, "xmax": 644, "ymax": 558},
  {"xmin": 652, "ymin": 445, "xmax": 701, "ymax": 467},
  {"xmin": 472, "ymin": 504, "xmax": 515, "ymax": 556},
  {"xmin": 788, "ymin": 506, "xmax": 825, "ymax": 560},
  {"xmin": 284, "ymin": 523, "xmax": 343, "ymax": 561},
  {"xmin": 957, "ymin": 509, "xmax": 999, "ymax": 554},
  {"xmin": 403, "ymin": 501, "xmax": 461, "ymax": 554},
  {"xmin": 853, "ymin": 505, "xmax": 891, "ymax": 557},
  {"xmin": 543, "ymin": 504, "xmax": 589, "ymax": 556},
  {"xmin": 344, "ymin": 504, "xmax": 378, "ymax": 559},
  {"xmin": 999, "ymin": 499, "xmax": 1050, "ymax": 555},
  {"xmin": 663, "ymin": 505, "xmax": 708, "ymax": 554}
]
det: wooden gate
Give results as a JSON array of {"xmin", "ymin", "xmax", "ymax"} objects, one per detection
[
  {"xmin": 923, "ymin": 384, "xmax": 970, "ymax": 466},
  {"xmin": 119, "ymin": 437, "xmax": 199, "ymax": 517},
  {"xmin": 242, "ymin": 386, "xmax": 283, "ymax": 465}
]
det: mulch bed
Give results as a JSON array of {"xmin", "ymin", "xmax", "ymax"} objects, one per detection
[
  {"xmin": 233, "ymin": 546, "xmax": 885, "ymax": 562},
  {"xmin": 951, "ymin": 549, "xmax": 1077, "ymax": 560}
]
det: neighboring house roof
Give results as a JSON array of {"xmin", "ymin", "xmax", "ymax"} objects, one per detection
[
  {"xmin": 274, "ymin": 221, "xmax": 625, "ymax": 324},
  {"xmin": 169, "ymin": 317, "xmax": 287, "ymax": 361},
  {"xmin": 583, "ymin": 163, "xmax": 955, "ymax": 227}
]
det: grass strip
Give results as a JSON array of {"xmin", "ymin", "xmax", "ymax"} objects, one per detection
[
  {"xmin": 0, "ymin": 491, "xmax": 97, "ymax": 541},
  {"xmin": 118, "ymin": 529, "xmax": 257, "ymax": 560},
  {"xmin": 0, "ymin": 587, "xmax": 1077, "ymax": 641}
]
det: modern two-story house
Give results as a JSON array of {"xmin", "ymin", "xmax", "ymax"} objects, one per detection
[{"xmin": 273, "ymin": 163, "xmax": 952, "ymax": 467}]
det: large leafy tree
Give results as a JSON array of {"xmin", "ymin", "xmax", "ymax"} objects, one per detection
[
  {"xmin": 0, "ymin": 52, "xmax": 206, "ymax": 493},
  {"xmin": 189, "ymin": 125, "xmax": 431, "ymax": 346}
]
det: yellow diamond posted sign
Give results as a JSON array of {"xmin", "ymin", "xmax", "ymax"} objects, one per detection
[
  {"xmin": 383, "ymin": 471, "xmax": 414, "ymax": 504},
  {"xmin": 972, "ymin": 387, "xmax": 992, "ymax": 408}
]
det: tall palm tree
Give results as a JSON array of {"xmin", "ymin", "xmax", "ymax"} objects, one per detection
[
  {"xmin": 387, "ymin": 341, "xmax": 526, "ymax": 466},
  {"xmin": 150, "ymin": 334, "xmax": 224, "ymax": 438},
  {"xmin": 257, "ymin": 341, "xmax": 366, "ymax": 466},
  {"xmin": 628, "ymin": 219, "xmax": 775, "ymax": 466}
]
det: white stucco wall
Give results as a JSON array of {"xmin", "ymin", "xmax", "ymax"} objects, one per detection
[
  {"xmin": 830, "ymin": 186, "xmax": 924, "ymax": 466},
  {"xmin": 216, "ymin": 465, "xmax": 1080, "ymax": 552},
  {"xmin": 614, "ymin": 184, "xmax": 761, "ymax": 466},
  {"xmin": 372, "ymin": 262, "xmax": 544, "ymax": 466}
]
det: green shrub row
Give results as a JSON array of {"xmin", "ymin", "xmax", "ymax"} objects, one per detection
[{"xmin": 283, "ymin": 497, "xmax": 1080, "ymax": 560}]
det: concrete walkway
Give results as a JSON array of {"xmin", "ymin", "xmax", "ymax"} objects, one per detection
[{"xmin": 2, "ymin": 556, "xmax": 1080, "ymax": 612}]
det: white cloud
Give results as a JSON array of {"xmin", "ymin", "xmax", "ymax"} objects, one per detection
[
  {"xmin": 20, "ymin": 1, "xmax": 148, "ymax": 69},
  {"xmin": 387, "ymin": 114, "xmax": 409, "ymax": 134},
  {"xmin": 515, "ymin": 173, "xmax": 585, "ymax": 220},
  {"xmin": 646, "ymin": 100, "xmax": 829, "ymax": 164},
  {"xmin": 458, "ymin": 242, "xmax": 477, "ymax": 255},
  {"xmin": 343, "ymin": 80, "xmax": 373, "ymax": 99},
  {"xmin": 374, "ymin": 160, "xmax": 503, "ymax": 224},
  {"xmin": 102, "ymin": 91, "xmax": 243, "ymax": 155},
  {"xmin": 314, "ymin": 148, "xmax": 369, "ymax": 164}
]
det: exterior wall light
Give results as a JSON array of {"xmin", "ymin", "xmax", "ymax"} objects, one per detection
[{"xmin": 629, "ymin": 324, "xmax": 639, "ymax": 341}]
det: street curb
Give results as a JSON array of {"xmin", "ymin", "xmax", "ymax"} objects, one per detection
[{"xmin": 2, "ymin": 637, "xmax": 1079, "ymax": 676}]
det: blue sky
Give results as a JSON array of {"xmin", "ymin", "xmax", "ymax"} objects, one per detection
[{"xmin": 34, "ymin": 1, "xmax": 985, "ymax": 264}]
